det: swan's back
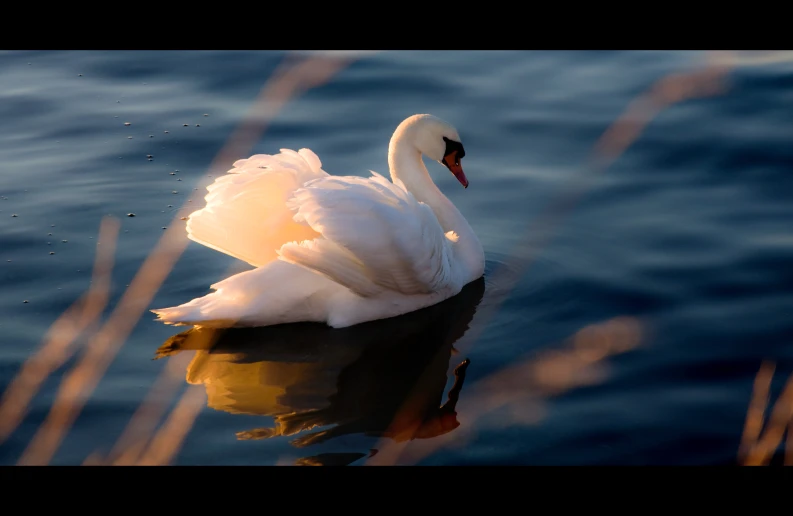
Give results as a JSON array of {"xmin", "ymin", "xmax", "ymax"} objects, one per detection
[{"xmin": 186, "ymin": 148, "xmax": 327, "ymax": 267}]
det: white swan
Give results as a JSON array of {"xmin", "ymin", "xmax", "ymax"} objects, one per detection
[{"xmin": 151, "ymin": 114, "xmax": 485, "ymax": 329}]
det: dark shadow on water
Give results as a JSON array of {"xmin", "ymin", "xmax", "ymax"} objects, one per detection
[{"xmin": 156, "ymin": 277, "xmax": 486, "ymax": 465}]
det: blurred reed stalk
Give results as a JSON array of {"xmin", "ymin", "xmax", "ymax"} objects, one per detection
[
  {"xmin": 0, "ymin": 217, "xmax": 119, "ymax": 444},
  {"xmin": 739, "ymin": 362, "xmax": 793, "ymax": 466}
]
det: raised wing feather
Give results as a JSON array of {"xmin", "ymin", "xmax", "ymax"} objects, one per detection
[
  {"xmin": 278, "ymin": 172, "xmax": 456, "ymax": 296},
  {"xmin": 186, "ymin": 148, "xmax": 326, "ymax": 267}
]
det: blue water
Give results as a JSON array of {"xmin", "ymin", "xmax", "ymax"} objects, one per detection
[{"xmin": 1, "ymin": 50, "xmax": 792, "ymax": 465}]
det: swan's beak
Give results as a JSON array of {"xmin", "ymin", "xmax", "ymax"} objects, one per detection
[{"xmin": 442, "ymin": 154, "xmax": 468, "ymax": 188}]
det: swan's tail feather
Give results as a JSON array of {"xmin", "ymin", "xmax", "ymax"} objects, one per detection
[
  {"xmin": 185, "ymin": 148, "xmax": 327, "ymax": 268},
  {"xmin": 151, "ymin": 288, "xmax": 242, "ymax": 327},
  {"xmin": 151, "ymin": 260, "xmax": 338, "ymax": 328}
]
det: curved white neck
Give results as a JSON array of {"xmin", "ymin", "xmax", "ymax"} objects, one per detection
[{"xmin": 387, "ymin": 128, "xmax": 484, "ymax": 282}]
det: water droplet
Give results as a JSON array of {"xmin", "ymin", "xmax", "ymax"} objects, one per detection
[
  {"xmin": 49, "ymin": 252, "xmax": 55, "ymax": 255},
  {"xmin": 48, "ymin": 233, "xmax": 52, "ymax": 236},
  {"xmin": 146, "ymin": 155, "xmax": 153, "ymax": 158},
  {"xmin": 180, "ymin": 217, "xmax": 188, "ymax": 220},
  {"xmin": 23, "ymin": 300, "xmax": 28, "ymax": 303},
  {"xmin": 183, "ymin": 124, "xmax": 188, "ymax": 127},
  {"xmin": 169, "ymin": 172, "xmax": 175, "ymax": 175},
  {"xmin": 162, "ymin": 227, "xmax": 167, "ymax": 230},
  {"xmin": 11, "ymin": 214, "xmax": 17, "ymax": 217},
  {"xmin": 78, "ymin": 73, "xmax": 83, "ymax": 77},
  {"xmin": 164, "ymin": 130, "xmax": 169, "ymax": 134},
  {"xmin": 127, "ymin": 213, "xmax": 136, "ymax": 217},
  {"xmin": 127, "ymin": 136, "xmax": 133, "ymax": 139},
  {"xmin": 167, "ymin": 205, "xmax": 172, "ymax": 208},
  {"xmin": 177, "ymin": 178, "xmax": 181, "ymax": 181},
  {"xmin": 172, "ymin": 191, "xmax": 178, "ymax": 194},
  {"xmin": 204, "ymin": 114, "xmax": 209, "ymax": 117},
  {"xmin": 51, "ymin": 225, "xmax": 55, "ymax": 227},
  {"xmin": 62, "ymin": 240, "xmax": 67, "ymax": 243},
  {"xmin": 195, "ymin": 124, "xmax": 200, "ymax": 127},
  {"xmin": 124, "ymin": 122, "xmax": 131, "ymax": 126}
]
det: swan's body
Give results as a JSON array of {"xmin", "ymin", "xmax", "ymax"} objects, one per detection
[{"xmin": 152, "ymin": 114, "xmax": 484, "ymax": 329}]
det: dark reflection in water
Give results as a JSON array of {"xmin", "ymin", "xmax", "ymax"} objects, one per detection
[{"xmin": 156, "ymin": 277, "xmax": 485, "ymax": 464}]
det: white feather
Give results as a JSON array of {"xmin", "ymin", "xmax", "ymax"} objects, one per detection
[
  {"xmin": 279, "ymin": 171, "xmax": 454, "ymax": 297},
  {"xmin": 186, "ymin": 148, "xmax": 326, "ymax": 267}
]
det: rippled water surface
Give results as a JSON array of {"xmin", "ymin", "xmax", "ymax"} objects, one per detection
[{"xmin": 1, "ymin": 50, "xmax": 792, "ymax": 465}]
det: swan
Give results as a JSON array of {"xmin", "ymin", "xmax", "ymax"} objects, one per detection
[{"xmin": 151, "ymin": 114, "xmax": 485, "ymax": 329}]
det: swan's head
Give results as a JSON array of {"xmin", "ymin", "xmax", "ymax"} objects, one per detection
[{"xmin": 402, "ymin": 114, "xmax": 468, "ymax": 188}]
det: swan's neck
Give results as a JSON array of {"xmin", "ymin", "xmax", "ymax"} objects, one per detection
[{"xmin": 388, "ymin": 130, "xmax": 484, "ymax": 281}]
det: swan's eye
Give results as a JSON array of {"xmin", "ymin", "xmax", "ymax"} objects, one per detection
[{"xmin": 442, "ymin": 136, "xmax": 465, "ymax": 161}]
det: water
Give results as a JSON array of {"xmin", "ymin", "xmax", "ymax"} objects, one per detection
[{"xmin": 1, "ymin": 50, "xmax": 792, "ymax": 465}]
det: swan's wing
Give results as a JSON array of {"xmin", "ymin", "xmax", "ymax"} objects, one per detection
[
  {"xmin": 278, "ymin": 172, "xmax": 457, "ymax": 297},
  {"xmin": 186, "ymin": 148, "xmax": 327, "ymax": 267}
]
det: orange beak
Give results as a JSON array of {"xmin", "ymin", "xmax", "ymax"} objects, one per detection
[{"xmin": 442, "ymin": 152, "xmax": 468, "ymax": 188}]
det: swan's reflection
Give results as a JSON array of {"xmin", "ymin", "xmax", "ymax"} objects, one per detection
[{"xmin": 156, "ymin": 277, "xmax": 485, "ymax": 464}]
